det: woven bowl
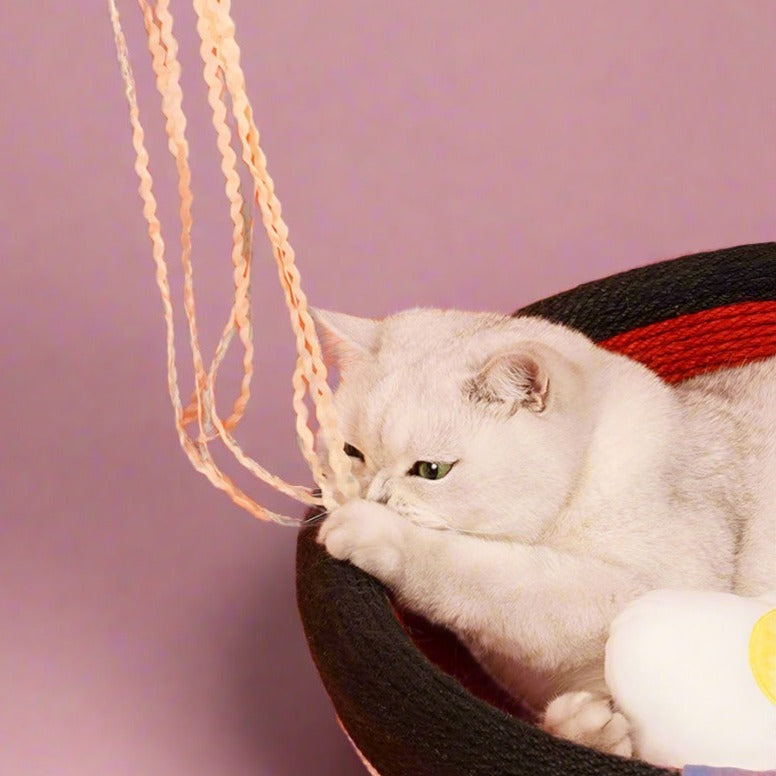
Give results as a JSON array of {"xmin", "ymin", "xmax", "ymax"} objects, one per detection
[{"xmin": 296, "ymin": 243, "xmax": 776, "ymax": 776}]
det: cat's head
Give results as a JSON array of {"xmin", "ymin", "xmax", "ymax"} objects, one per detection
[{"xmin": 314, "ymin": 308, "xmax": 594, "ymax": 542}]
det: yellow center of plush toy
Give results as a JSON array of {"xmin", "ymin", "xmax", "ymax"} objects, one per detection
[{"xmin": 749, "ymin": 608, "xmax": 776, "ymax": 705}]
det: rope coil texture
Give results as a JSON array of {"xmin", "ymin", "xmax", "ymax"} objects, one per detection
[{"xmin": 108, "ymin": 0, "xmax": 359, "ymax": 524}]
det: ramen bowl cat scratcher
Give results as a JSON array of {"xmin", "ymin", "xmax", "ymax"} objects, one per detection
[{"xmin": 297, "ymin": 242, "xmax": 776, "ymax": 776}]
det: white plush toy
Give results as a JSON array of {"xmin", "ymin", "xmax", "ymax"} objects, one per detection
[{"xmin": 605, "ymin": 589, "xmax": 776, "ymax": 770}]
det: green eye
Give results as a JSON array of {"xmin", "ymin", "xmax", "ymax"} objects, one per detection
[
  {"xmin": 343, "ymin": 443, "xmax": 365, "ymax": 461},
  {"xmin": 409, "ymin": 461, "xmax": 455, "ymax": 480}
]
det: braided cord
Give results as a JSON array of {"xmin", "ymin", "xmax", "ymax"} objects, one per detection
[
  {"xmin": 108, "ymin": 0, "xmax": 354, "ymax": 523},
  {"xmin": 201, "ymin": 0, "xmax": 358, "ymax": 508},
  {"xmin": 191, "ymin": 0, "xmax": 328, "ymax": 504},
  {"xmin": 190, "ymin": 0, "xmax": 255, "ymax": 434}
]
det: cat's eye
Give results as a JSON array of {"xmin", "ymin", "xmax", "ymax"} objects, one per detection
[
  {"xmin": 408, "ymin": 461, "xmax": 455, "ymax": 480},
  {"xmin": 343, "ymin": 443, "xmax": 365, "ymax": 462}
]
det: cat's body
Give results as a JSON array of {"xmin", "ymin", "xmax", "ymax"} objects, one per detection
[{"xmin": 315, "ymin": 308, "xmax": 776, "ymax": 758}]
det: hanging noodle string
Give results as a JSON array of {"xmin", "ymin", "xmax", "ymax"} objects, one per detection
[{"xmin": 108, "ymin": 0, "xmax": 359, "ymax": 524}]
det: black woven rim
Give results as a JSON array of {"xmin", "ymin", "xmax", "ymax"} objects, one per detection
[{"xmin": 296, "ymin": 242, "xmax": 776, "ymax": 776}]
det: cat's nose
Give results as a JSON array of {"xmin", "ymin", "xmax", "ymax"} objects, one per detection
[{"xmin": 365, "ymin": 473, "xmax": 390, "ymax": 504}]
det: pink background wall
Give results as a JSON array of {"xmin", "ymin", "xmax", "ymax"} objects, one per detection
[{"xmin": 2, "ymin": 2, "xmax": 774, "ymax": 774}]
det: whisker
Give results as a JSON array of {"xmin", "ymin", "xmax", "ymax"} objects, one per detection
[
  {"xmin": 447, "ymin": 525, "xmax": 517, "ymax": 540},
  {"xmin": 302, "ymin": 510, "xmax": 331, "ymax": 525},
  {"xmin": 304, "ymin": 497, "xmax": 516, "ymax": 541},
  {"xmin": 398, "ymin": 502, "xmax": 518, "ymax": 540}
]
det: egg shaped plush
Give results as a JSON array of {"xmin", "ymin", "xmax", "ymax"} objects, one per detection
[{"xmin": 605, "ymin": 589, "xmax": 776, "ymax": 769}]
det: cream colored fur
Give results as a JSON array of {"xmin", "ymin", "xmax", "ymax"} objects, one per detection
[{"xmin": 314, "ymin": 308, "xmax": 776, "ymax": 760}]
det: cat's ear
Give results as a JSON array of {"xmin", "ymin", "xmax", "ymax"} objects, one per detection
[
  {"xmin": 312, "ymin": 309, "xmax": 379, "ymax": 365},
  {"xmin": 466, "ymin": 345, "xmax": 551, "ymax": 414}
]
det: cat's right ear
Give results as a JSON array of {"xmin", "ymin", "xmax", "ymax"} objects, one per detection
[
  {"xmin": 311, "ymin": 309, "xmax": 379, "ymax": 366},
  {"xmin": 466, "ymin": 344, "xmax": 553, "ymax": 415}
]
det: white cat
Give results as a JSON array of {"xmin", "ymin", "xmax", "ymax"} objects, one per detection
[{"xmin": 313, "ymin": 307, "xmax": 776, "ymax": 759}]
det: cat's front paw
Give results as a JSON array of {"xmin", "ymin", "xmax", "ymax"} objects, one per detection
[
  {"xmin": 542, "ymin": 691, "xmax": 632, "ymax": 757},
  {"xmin": 317, "ymin": 498, "xmax": 407, "ymax": 584}
]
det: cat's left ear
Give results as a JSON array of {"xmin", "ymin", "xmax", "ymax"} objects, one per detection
[
  {"xmin": 312, "ymin": 309, "xmax": 379, "ymax": 366},
  {"xmin": 466, "ymin": 344, "xmax": 552, "ymax": 414}
]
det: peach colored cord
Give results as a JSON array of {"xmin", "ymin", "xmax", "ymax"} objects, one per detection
[{"xmin": 108, "ymin": 0, "xmax": 358, "ymax": 524}]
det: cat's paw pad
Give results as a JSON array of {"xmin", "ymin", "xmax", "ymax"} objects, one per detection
[
  {"xmin": 542, "ymin": 691, "xmax": 632, "ymax": 757},
  {"xmin": 317, "ymin": 499, "xmax": 406, "ymax": 583}
]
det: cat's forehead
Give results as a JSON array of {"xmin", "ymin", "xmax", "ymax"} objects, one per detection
[
  {"xmin": 338, "ymin": 355, "xmax": 468, "ymax": 456},
  {"xmin": 336, "ymin": 310, "xmax": 506, "ymax": 430},
  {"xmin": 375, "ymin": 308, "xmax": 508, "ymax": 358}
]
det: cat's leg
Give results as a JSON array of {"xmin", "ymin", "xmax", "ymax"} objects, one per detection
[
  {"xmin": 318, "ymin": 498, "xmax": 645, "ymax": 756},
  {"xmin": 318, "ymin": 499, "xmax": 646, "ymax": 664}
]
